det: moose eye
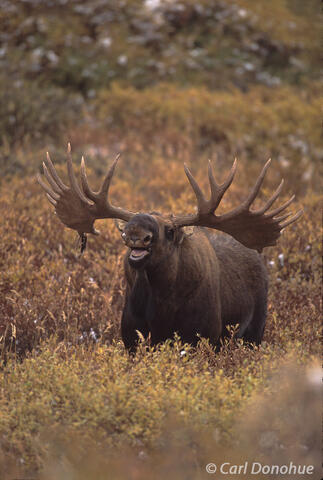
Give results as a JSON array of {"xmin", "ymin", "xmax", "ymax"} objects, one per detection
[{"xmin": 165, "ymin": 227, "xmax": 175, "ymax": 240}]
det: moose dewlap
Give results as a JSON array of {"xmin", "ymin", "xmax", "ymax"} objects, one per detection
[{"xmin": 37, "ymin": 145, "xmax": 302, "ymax": 352}]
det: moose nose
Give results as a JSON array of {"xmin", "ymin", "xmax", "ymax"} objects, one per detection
[
  {"xmin": 143, "ymin": 233, "xmax": 153, "ymax": 245},
  {"xmin": 129, "ymin": 237, "xmax": 140, "ymax": 247},
  {"xmin": 124, "ymin": 232, "xmax": 153, "ymax": 248}
]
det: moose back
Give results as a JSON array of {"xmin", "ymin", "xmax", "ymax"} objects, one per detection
[{"xmin": 38, "ymin": 145, "xmax": 302, "ymax": 352}]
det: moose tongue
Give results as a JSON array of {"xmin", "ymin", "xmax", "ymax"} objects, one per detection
[{"xmin": 131, "ymin": 249, "xmax": 148, "ymax": 258}]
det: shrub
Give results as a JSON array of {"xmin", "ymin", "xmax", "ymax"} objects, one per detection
[
  {"xmin": 0, "ymin": 0, "xmax": 320, "ymax": 93},
  {"xmin": 0, "ymin": 75, "xmax": 82, "ymax": 149},
  {"xmin": 0, "ymin": 340, "xmax": 321, "ymax": 478},
  {"xmin": 94, "ymin": 83, "xmax": 321, "ymax": 193}
]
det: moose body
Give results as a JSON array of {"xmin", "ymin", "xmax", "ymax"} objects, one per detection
[
  {"xmin": 37, "ymin": 145, "xmax": 301, "ymax": 352},
  {"xmin": 121, "ymin": 216, "xmax": 267, "ymax": 351}
]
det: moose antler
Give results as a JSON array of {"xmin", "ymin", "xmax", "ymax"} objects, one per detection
[
  {"xmin": 172, "ymin": 159, "xmax": 303, "ymax": 252},
  {"xmin": 37, "ymin": 144, "xmax": 134, "ymax": 234}
]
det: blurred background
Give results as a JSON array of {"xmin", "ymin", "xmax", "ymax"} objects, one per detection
[{"xmin": 0, "ymin": 0, "xmax": 321, "ymax": 193}]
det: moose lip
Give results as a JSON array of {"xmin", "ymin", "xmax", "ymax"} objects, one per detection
[{"xmin": 129, "ymin": 248, "xmax": 150, "ymax": 261}]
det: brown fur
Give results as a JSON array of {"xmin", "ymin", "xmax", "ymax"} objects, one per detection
[{"xmin": 120, "ymin": 214, "xmax": 267, "ymax": 352}]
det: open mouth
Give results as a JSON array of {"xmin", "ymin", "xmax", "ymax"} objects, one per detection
[{"xmin": 129, "ymin": 248, "xmax": 150, "ymax": 261}]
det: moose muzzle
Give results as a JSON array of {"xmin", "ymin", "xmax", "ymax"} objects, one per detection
[{"xmin": 123, "ymin": 229, "xmax": 153, "ymax": 265}]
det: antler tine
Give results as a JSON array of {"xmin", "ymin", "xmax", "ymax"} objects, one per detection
[
  {"xmin": 273, "ymin": 212, "xmax": 293, "ymax": 223},
  {"xmin": 207, "ymin": 160, "xmax": 218, "ymax": 198},
  {"xmin": 222, "ymin": 158, "xmax": 237, "ymax": 190},
  {"xmin": 46, "ymin": 193, "xmax": 57, "ymax": 206},
  {"xmin": 243, "ymin": 158, "xmax": 272, "ymax": 209},
  {"xmin": 279, "ymin": 209, "xmax": 303, "ymax": 229},
  {"xmin": 42, "ymin": 162, "xmax": 63, "ymax": 194},
  {"xmin": 80, "ymin": 156, "xmax": 97, "ymax": 201},
  {"xmin": 207, "ymin": 159, "xmax": 237, "ymax": 211},
  {"xmin": 98, "ymin": 153, "xmax": 121, "ymax": 201},
  {"xmin": 45, "ymin": 151, "xmax": 69, "ymax": 192},
  {"xmin": 66, "ymin": 143, "xmax": 92, "ymax": 205},
  {"xmin": 46, "ymin": 152, "xmax": 68, "ymax": 192},
  {"xmin": 184, "ymin": 163, "xmax": 206, "ymax": 206},
  {"xmin": 254, "ymin": 178, "xmax": 284, "ymax": 215},
  {"xmin": 266, "ymin": 195, "xmax": 295, "ymax": 218},
  {"xmin": 36, "ymin": 173, "xmax": 60, "ymax": 201}
]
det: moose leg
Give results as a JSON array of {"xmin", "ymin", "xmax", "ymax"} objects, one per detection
[
  {"xmin": 121, "ymin": 272, "xmax": 153, "ymax": 352},
  {"xmin": 234, "ymin": 310, "xmax": 254, "ymax": 341},
  {"xmin": 121, "ymin": 296, "xmax": 149, "ymax": 353},
  {"xmin": 241, "ymin": 299, "xmax": 267, "ymax": 345}
]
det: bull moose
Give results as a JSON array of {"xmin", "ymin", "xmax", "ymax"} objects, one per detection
[{"xmin": 37, "ymin": 145, "xmax": 302, "ymax": 352}]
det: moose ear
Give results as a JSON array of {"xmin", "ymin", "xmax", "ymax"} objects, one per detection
[
  {"xmin": 177, "ymin": 225, "xmax": 194, "ymax": 244},
  {"xmin": 114, "ymin": 219, "xmax": 128, "ymax": 232},
  {"xmin": 182, "ymin": 226, "xmax": 195, "ymax": 237}
]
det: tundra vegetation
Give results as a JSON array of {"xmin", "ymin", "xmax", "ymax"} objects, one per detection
[{"xmin": 0, "ymin": 0, "xmax": 321, "ymax": 479}]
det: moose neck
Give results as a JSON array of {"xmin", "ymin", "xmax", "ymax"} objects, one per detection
[{"xmin": 144, "ymin": 246, "xmax": 181, "ymax": 297}]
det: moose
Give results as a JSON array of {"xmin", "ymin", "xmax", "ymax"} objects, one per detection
[{"xmin": 37, "ymin": 145, "xmax": 302, "ymax": 352}]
